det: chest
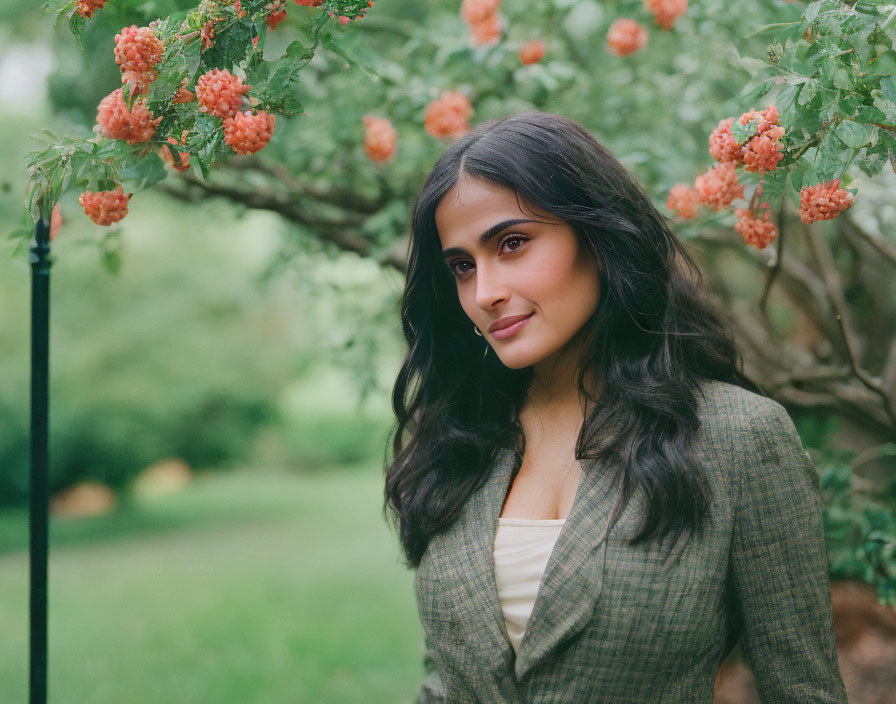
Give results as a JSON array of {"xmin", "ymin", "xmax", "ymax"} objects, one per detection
[
  {"xmin": 415, "ymin": 443, "xmax": 736, "ymax": 694},
  {"xmin": 500, "ymin": 418, "xmax": 583, "ymax": 520},
  {"xmin": 500, "ymin": 453, "xmax": 582, "ymax": 520}
]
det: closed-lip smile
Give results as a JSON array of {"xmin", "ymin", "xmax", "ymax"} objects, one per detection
[{"xmin": 488, "ymin": 313, "xmax": 533, "ymax": 333}]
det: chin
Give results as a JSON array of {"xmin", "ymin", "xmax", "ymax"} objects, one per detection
[{"xmin": 491, "ymin": 345, "xmax": 547, "ymax": 370}]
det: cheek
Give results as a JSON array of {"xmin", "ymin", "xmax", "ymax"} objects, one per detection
[{"xmin": 529, "ymin": 253, "xmax": 591, "ymax": 305}]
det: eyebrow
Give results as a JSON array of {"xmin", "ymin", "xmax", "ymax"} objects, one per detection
[{"xmin": 440, "ymin": 218, "xmax": 539, "ymax": 260}]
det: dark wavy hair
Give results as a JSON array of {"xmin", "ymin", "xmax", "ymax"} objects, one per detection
[{"xmin": 383, "ymin": 110, "xmax": 763, "ymax": 568}]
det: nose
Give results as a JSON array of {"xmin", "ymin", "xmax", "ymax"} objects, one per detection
[{"xmin": 474, "ymin": 260, "xmax": 510, "ymax": 310}]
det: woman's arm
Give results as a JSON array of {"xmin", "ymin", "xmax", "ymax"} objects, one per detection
[
  {"xmin": 728, "ymin": 399, "xmax": 848, "ymax": 703},
  {"xmin": 415, "ymin": 632, "xmax": 446, "ymax": 704}
]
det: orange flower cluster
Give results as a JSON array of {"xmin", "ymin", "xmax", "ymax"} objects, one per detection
[
  {"xmin": 665, "ymin": 183, "xmax": 699, "ymax": 220},
  {"xmin": 667, "ymin": 103, "xmax": 793, "ymax": 250},
  {"xmin": 196, "ymin": 68, "xmax": 251, "ymax": 118},
  {"xmin": 734, "ymin": 207, "xmax": 777, "ymax": 249},
  {"xmin": 605, "ymin": 18, "xmax": 648, "ymax": 57},
  {"xmin": 96, "ymin": 88, "xmax": 161, "ymax": 144},
  {"xmin": 461, "ymin": 0, "xmax": 500, "ymax": 23},
  {"xmin": 799, "ymin": 178, "xmax": 855, "ymax": 223},
  {"xmin": 362, "ymin": 115, "xmax": 398, "ymax": 163},
  {"xmin": 76, "ymin": 0, "xmax": 106, "ymax": 19},
  {"xmin": 424, "ymin": 90, "xmax": 474, "ymax": 139},
  {"xmin": 79, "ymin": 186, "xmax": 131, "ymax": 226},
  {"xmin": 644, "ymin": 0, "xmax": 687, "ymax": 31},
  {"xmin": 710, "ymin": 105, "xmax": 784, "ymax": 174},
  {"xmin": 461, "ymin": 0, "xmax": 502, "ymax": 46},
  {"xmin": 693, "ymin": 161, "xmax": 744, "ymax": 212},
  {"xmin": 113, "ymin": 25, "xmax": 164, "ymax": 94},
  {"xmin": 519, "ymin": 39, "xmax": 546, "ymax": 65},
  {"xmin": 223, "ymin": 111, "xmax": 277, "ymax": 155}
]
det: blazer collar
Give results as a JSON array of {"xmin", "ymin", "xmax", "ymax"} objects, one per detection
[{"xmin": 440, "ymin": 424, "xmax": 629, "ymax": 683}]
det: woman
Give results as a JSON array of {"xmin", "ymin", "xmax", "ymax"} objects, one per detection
[{"xmin": 383, "ymin": 111, "xmax": 847, "ymax": 703}]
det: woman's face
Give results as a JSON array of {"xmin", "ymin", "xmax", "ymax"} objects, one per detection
[{"xmin": 435, "ymin": 176, "xmax": 602, "ymax": 371}]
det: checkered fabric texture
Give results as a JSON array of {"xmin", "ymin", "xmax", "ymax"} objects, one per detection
[{"xmin": 412, "ymin": 379, "xmax": 848, "ymax": 703}]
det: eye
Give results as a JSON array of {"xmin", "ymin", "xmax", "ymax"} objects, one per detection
[
  {"xmin": 449, "ymin": 260, "xmax": 473, "ymax": 277},
  {"xmin": 501, "ymin": 235, "xmax": 527, "ymax": 252},
  {"xmin": 447, "ymin": 234, "xmax": 528, "ymax": 279}
]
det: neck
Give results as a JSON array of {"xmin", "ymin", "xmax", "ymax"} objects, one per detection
[{"xmin": 524, "ymin": 333, "xmax": 600, "ymax": 414}]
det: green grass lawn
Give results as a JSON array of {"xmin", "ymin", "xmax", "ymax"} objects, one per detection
[{"xmin": 0, "ymin": 464, "xmax": 424, "ymax": 703}]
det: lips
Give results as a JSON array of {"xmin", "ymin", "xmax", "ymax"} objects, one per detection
[{"xmin": 488, "ymin": 313, "xmax": 533, "ymax": 333}]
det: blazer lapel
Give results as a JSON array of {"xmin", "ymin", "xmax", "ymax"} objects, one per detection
[
  {"xmin": 427, "ymin": 422, "xmax": 631, "ymax": 685},
  {"xmin": 425, "ymin": 445, "xmax": 518, "ymax": 681},
  {"xmin": 513, "ymin": 450, "xmax": 623, "ymax": 680}
]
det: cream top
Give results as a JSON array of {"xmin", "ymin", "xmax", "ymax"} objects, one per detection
[{"xmin": 492, "ymin": 517, "xmax": 566, "ymax": 654}]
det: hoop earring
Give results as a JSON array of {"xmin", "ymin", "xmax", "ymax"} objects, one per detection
[{"xmin": 472, "ymin": 326, "xmax": 489, "ymax": 357}]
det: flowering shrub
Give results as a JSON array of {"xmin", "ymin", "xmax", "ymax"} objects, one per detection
[
  {"xmin": 606, "ymin": 18, "xmax": 648, "ymax": 57},
  {"xmin": 96, "ymin": 88, "xmax": 161, "ymax": 144},
  {"xmin": 519, "ymin": 39, "xmax": 546, "ymax": 65},
  {"xmin": 644, "ymin": 0, "xmax": 687, "ymax": 31},
  {"xmin": 424, "ymin": 90, "xmax": 474, "ymax": 139},
  {"xmin": 114, "ymin": 25, "xmax": 164, "ymax": 93},
  {"xmin": 799, "ymin": 178, "xmax": 855, "ymax": 223},
  {"xmin": 223, "ymin": 110, "xmax": 276, "ymax": 155},
  {"xmin": 79, "ymin": 185, "xmax": 131, "ymax": 225},
  {"xmin": 196, "ymin": 68, "xmax": 251, "ymax": 119},
  {"xmin": 27, "ymin": 0, "xmax": 381, "ymax": 229},
  {"xmin": 362, "ymin": 115, "xmax": 397, "ymax": 163}
]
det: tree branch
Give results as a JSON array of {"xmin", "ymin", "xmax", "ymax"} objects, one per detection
[{"xmin": 802, "ymin": 222, "xmax": 896, "ymax": 427}]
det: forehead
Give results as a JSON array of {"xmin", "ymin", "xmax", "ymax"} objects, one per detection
[{"xmin": 435, "ymin": 177, "xmax": 544, "ymax": 245}]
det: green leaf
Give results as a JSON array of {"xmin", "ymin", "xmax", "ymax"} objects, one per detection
[
  {"xmin": 118, "ymin": 154, "xmax": 168, "ymax": 191},
  {"xmin": 320, "ymin": 30, "xmax": 380, "ymax": 81},
  {"xmin": 731, "ymin": 119, "xmax": 758, "ymax": 144},
  {"xmin": 867, "ymin": 24, "xmax": 893, "ymax": 51},
  {"xmin": 286, "ymin": 40, "xmax": 314, "ymax": 60},
  {"xmin": 741, "ymin": 78, "xmax": 776, "ymax": 102},
  {"xmin": 760, "ymin": 166, "xmax": 788, "ymax": 203},
  {"xmin": 834, "ymin": 121, "xmax": 873, "ymax": 149},
  {"xmin": 775, "ymin": 82, "xmax": 801, "ymax": 111},
  {"xmin": 881, "ymin": 76, "xmax": 896, "ymax": 105},
  {"xmin": 805, "ymin": 0, "xmax": 822, "ymax": 23},
  {"xmin": 872, "ymin": 94, "xmax": 896, "ymax": 124},
  {"xmin": 832, "ymin": 68, "xmax": 853, "ymax": 90},
  {"xmin": 744, "ymin": 21, "xmax": 806, "ymax": 43},
  {"xmin": 857, "ymin": 151, "xmax": 887, "ymax": 177},
  {"xmin": 798, "ymin": 79, "xmax": 820, "ymax": 105},
  {"xmin": 67, "ymin": 11, "xmax": 86, "ymax": 51},
  {"xmin": 7, "ymin": 228, "xmax": 32, "ymax": 241}
]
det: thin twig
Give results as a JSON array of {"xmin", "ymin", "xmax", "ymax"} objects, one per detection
[
  {"xmin": 758, "ymin": 198, "xmax": 786, "ymax": 313},
  {"xmin": 803, "ymin": 222, "xmax": 896, "ymax": 427}
]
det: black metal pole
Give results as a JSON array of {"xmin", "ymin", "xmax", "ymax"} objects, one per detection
[{"xmin": 29, "ymin": 215, "xmax": 51, "ymax": 704}]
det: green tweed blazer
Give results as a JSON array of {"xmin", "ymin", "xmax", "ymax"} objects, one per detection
[{"xmin": 413, "ymin": 379, "xmax": 848, "ymax": 703}]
